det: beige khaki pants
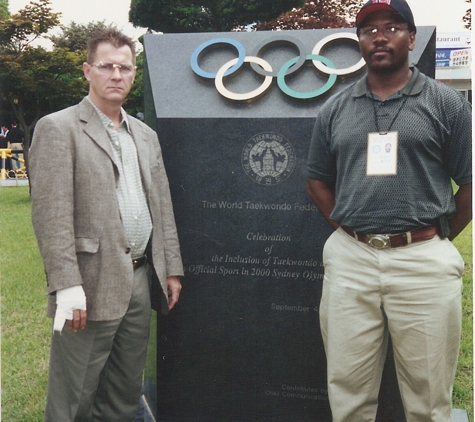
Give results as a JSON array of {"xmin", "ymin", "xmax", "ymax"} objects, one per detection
[{"xmin": 320, "ymin": 228, "xmax": 464, "ymax": 422}]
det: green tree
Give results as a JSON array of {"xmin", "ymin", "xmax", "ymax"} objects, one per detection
[
  {"xmin": 252, "ymin": 0, "xmax": 363, "ymax": 30},
  {"xmin": 0, "ymin": 0, "xmax": 87, "ymax": 166},
  {"xmin": 0, "ymin": 0, "xmax": 60, "ymax": 53},
  {"xmin": 129, "ymin": 0, "xmax": 306, "ymax": 33},
  {"xmin": 49, "ymin": 20, "xmax": 111, "ymax": 52},
  {"xmin": 125, "ymin": 50, "xmax": 145, "ymax": 117},
  {"xmin": 0, "ymin": 0, "xmax": 8, "ymax": 19}
]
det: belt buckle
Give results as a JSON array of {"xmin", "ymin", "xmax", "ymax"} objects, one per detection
[{"xmin": 366, "ymin": 234, "xmax": 391, "ymax": 249}]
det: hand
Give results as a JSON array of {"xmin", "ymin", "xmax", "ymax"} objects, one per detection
[
  {"xmin": 167, "ymin": 276, "xmax": 182, "ymax": 311},
  {"xmin": 53, "ymin": 285, "xmax": 87, "ymax": 333},
  {"xmin": 67, "ymin": 309, "xmax": 88, "ymax": 333}
]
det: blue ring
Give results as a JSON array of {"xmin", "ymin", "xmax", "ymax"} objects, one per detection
[
  {"xmin": 190, "ymin": 38, "xmax": 246, "ymax": 79},
  {"xmin": 277, "ymin": 54, "xmax": 337, "ymax": 99}
]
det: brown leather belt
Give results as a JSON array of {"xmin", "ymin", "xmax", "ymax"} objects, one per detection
[
  {"xmin": 341, "ymin": 226, "xmax": 438, "ymax": 249},
  {"xmin": 132, "ymin": 255, "xmax": 147, "ymax": 270}
]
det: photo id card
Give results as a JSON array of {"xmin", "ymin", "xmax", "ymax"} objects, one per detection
[{"xmin": 366, "ymin": 132, "xmax": 398, "ymax": 175}]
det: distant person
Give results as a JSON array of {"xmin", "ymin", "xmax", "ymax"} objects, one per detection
[
  {"xmin": 29, "ymin": 28, "xmax": 184, "ymax": 422},
  {"xmin": 0, "ymin": 125, "xmax": 8, "ymax": 149},
  {"xmin": 307, "ymin": 0, "xmax": 472, "ymax": 420},
  {"xmin": 0, "ymin": 125, "xmax": 12, "ymax": 172},
  {"xmin": 6, "ymin": 121, "xmax": 24, "ymax": 171}
]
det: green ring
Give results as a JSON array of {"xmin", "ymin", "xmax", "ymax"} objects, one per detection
[{"xmin": 277, "ymin": 54, "xmax": 337, "ymax": 99}]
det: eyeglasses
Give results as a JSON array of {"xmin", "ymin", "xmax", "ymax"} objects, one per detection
[
  {"xmin": 359, "ymin": 23, "xmax": 409, "ymax": 39},
  {"xmin": 90, "ymin": 62, "xmax": 137, "ymax": 75}
]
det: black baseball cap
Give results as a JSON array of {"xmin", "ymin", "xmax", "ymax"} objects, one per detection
[{"xmin": 356, "ymin": 0, "xmax": 416, "ymax": 32}]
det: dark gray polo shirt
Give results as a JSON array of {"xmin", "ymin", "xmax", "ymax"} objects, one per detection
[{"xmin": 307, "ymin": 68, "xmax": 472, "ymax": 234}]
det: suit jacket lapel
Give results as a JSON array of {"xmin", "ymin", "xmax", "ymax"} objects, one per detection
[{"xmin": 79, "ymin": 98, "xmax": 119, "ymax": 170}]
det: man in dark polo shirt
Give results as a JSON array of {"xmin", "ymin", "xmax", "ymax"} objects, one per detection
[{"xmin": 307, "ymin": 0, "xmax": 472, "ymax": 420}]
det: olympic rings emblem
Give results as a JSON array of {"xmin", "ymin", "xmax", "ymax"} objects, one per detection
[{"xmin": 190, "ymin": 33, "xmax": 366, "ymax": 101}]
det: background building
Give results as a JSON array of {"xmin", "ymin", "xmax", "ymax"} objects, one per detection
[{"xmin": 436, "ymin": 31, "xmax": 472, "ymax": 101}]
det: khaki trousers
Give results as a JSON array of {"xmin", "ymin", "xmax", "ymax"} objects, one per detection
[
  {"xmin": 44, "ymin": 265, "xmax": 151, "ymax": 422},
  {"xmin": 320, "ymin": 228, "xmax": 464, "ymax": 422}
]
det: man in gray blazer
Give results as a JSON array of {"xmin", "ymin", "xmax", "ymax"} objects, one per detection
[{"xmin": 29, "ymin": 28, "xmax": 184, "ymax": 422}]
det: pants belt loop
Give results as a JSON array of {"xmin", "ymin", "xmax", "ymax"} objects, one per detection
[{"xmin": 406, "ymin": 231, "xmax": 412, "ymax": 245}]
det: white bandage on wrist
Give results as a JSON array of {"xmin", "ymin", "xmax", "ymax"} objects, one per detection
[{"xmin": 53, "ymin": 285, "xmax": 87, "ymax": 333}]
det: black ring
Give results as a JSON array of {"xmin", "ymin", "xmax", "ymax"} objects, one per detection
[{"xmin": 250, "ymin": 36, "xmax": 307, "ymax": 77}]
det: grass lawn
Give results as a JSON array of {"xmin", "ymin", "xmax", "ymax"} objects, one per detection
[
  {"xmin": 452, "ymin": 215, "xmax": 474, "ymax": 419},
  {"xmin": 1, "ymin": 186, "xmax": 51, "ymax": 421},
  {"xmin": 1, "ymin": 186, "xmax": 473, "ymax": 421}
]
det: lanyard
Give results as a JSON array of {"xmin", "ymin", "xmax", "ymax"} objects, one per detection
[{"xmin": 368, "ymin": 72, "xmax": 419, "ymax": 134}]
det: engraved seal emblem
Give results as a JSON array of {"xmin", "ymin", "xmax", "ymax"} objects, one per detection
[{"xmin": 241, "ymin": 133, "xmax": 296, "ymax": 186}]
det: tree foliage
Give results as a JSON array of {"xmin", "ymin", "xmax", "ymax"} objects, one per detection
[
  {"xmin": 252, "ymin": 0, "xmax": 363, "ymax": 31},
  {"xmin": 129, "ymin": 0, "xmax": 306, "ymax": 33},
  {"xmin": 0, "ymin": 0, "xmax": 60, "ymax": 53},
  {"xmin": 0, "ymin": 0, "xmax": 87, "ymax": 162},
  {"xmin": 0, "ymin": 0, "xmax": 8, "ymax": 19},
  {"xmin": 49, "ymin": 20, "xmax": 112, "ymax": 52},
  {"xmin": 1, "ymin": 1, "xmax": 143, "ymax": 154},
  {"xmin": 125, "ymin": 50, "xmax": 145, "ymax": 117}
]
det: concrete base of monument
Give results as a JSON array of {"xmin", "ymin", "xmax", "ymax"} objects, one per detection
[
  {"xmin": 135, "ymin": 382, "xmax": 470, "ymax": 422},
  {"xmin": 452, "ymin": 409, "xmax": 470, "ymax": 422}
]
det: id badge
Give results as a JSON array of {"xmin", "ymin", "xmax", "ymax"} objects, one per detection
[{"xmin": 367, "ymin": 132, "xmax": 398, "ymax": 175}]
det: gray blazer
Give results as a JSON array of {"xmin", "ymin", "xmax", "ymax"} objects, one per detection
[{"xmin": 29, "ymin": 98, "xmax": 184, "ymax": 320}]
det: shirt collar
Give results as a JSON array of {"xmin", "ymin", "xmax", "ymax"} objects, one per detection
[
  {"xmin": 86, "ymin": 96, "xmax": 131, "ymax": 134},
  {"xmin": 352, "ymin": 67, "xmax": 425, "ymax": 99}
]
